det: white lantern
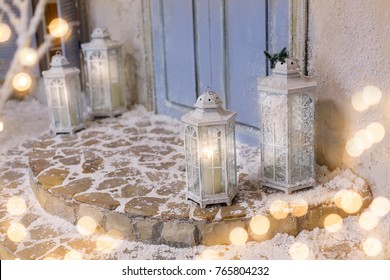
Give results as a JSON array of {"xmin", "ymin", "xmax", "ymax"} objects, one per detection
[
  {"xmin": 42, "ymin": 52, "xmax": 84, "ymax": 135},
  {"xmin": 81, "ymin": 27, "xmax": 126, "ymax": 117},
  {"xmin": 181, "ymin": 89, "xmax": 238, "ymax": 208},
  {"xmin": 257, "ymin": 58, "xmax": 317, "ymax": 194}
]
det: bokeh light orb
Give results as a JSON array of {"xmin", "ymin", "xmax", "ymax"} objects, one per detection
[
  {"xmin": 48, "ymin": 18, "xmax": 69, "ymax": 38},
  {"xmin": 289, "ymin": 242, "xmax": 310, "ymax": 260},
  {"xmin": 64, "ymin": 250, "xmax": 83, "ymax": 260},
  {"xmin": 96, "ymin": 230, "xmax": 124, "ymax": 253},
  {"xmin": 249, "ymin": 215, "xmax": 270, "ymax": 236},
  {"xmin": 363, "ymin": 237, "xmax": 382, "ymax": 257},
  {"xmin": 354, "ymin": 129, "xmax": 373, "ymax": 150},
  {"xmin": 0, "ymin": 121, "xmax": 3, "ymax": 132},
  {"xmin": 0, "ymin": 23, "xmax": 12, "ymax": 43},
  {"xmin": 366, "ymin": 122, "xmax": 385, "ymax": 144},
  {"xmin": 12, "ymin": 72, "xmax": 32, "ymax": 92},
  {"xmin": 358, "ymin": 211, "xmax": 378, "ymax": 231},
  {"xmin": 76, "ymin": 216, "xmax": 97, "ymax": 236},
  {"xmin": 352, "ymin": 91, "xmax": 369, "ymax": 112},
  {"xmin": 229, "ymin": 227, "xmax": 248, "ymax": 246},
  {"xmin": 197, "ymin": 249, "xmax": 220, "ymax": 260},
  {"xmin": 362, "ymin": 85, "xmax": 382, "ymax": 106},
  {"xmin": 370, "ymin": 197, "xmax": 390, "ymax": 217},
  {"xmin": 324, "ymin": 214, "xmax": 343, "ymax": 233},
  {"xmin": 270, "ymin": 199, "xmax": 289, "ymax": 220},
  {"xmin": 289, "ymin": 199, "xmax": 308, "ymax": 217},
  {"xmin": 6, "ymin": 196, "xmax": 27, "ymax": 216},
  {"xmin": 18, "ymin": 48, "xmax": 38, "ymax": 66},
  {"xmin": 346, "ymin": 137, "xmax": 365, "ymax": 157},
  {"xmin": 340, "ymin": 190, "xmax": 362, "ymax": 214},
  {"xmin": 7, "ymin": 223, "xmax": 27, "ymax": 242}
]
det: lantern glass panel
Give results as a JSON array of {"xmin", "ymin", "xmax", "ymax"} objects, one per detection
[
  {"xmin": 89, "ymin": 51, "xmax": 110, "ymax": 112},
  {"xmin": 227, "ymin": 122, "xmax": 236, "ymax": 192},
  {"xmin": 49, "ymin": 79, "xmax": 70, "ymax": 128},
  {"xmin": 108, "ymin": 49, "xmax": 123, "ymax": 108},
  {"xmin": 185, "ymin": 126, "xmax": 200, "ymax": 196}
]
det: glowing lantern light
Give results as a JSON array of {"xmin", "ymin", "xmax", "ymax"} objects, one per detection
[
  {"xmin": 359, "ymin": 211, "xmax": 378, "ymax": 231},
  {"xmin": 289, "ymin": 242, "xmax": 310, "ymax": 260},
  {"xmin": 7, "ymin": 223, "xmax": 27, "ymax": 242},
  {"xmin": 289, "ymin": 199, "xmax": 308, "ymax": 217},
  {"xmin": 324, "ymin": 214, "xmax": 343, "ymax": 233},
  {"xmin": 12, "ymin": 72, "xmax": 32, "ymax": 92},
  {"xmin": 340, "ymin": 190, "xmax": 362, "ymax": 214},
  {"xmin": 82, "ymin": 27, "xmax": 127, "ymax": 117},
  {"xmin": 64, "ymin": 250, "xmax": 83, "ymax": 260},
  {"xmin": 366, "ymin": 122, "xmax": 385, "ymax": 144},
  {"xmin": 362, "ymin": 85, "xmax": 382, "ymax": 106},
  {"xmin": 370, "ymin": 197, "xmax": 390, "ymax": 217},
  {"xmin": 363, "ymin": 237, "xmax": 382, "ymax": 257},
  {"xmin": 229, "ymin": 227, "xmax": 248, "ymax": 246},
  {"xmin": 48, "ymin": 18, "xmax": 69, "ymax": 38},
  {"xmin": 18, "ymin": 48, "xmax": 38, "ymax": 67},
  {"xmin": 76, "ymin": 216, "xmax": 97, "ymax": 236},
  {"xmin": 6, "ymin": 196, "xmax": 27, "ymax": 216},
  {"xmin": 352, "ymin": 91, "xmax": 369, "ymax": 112},
  {"xmin": 270, "ymin": 199, "xmax": 289, "ymax": 220},
  {"xmin": 0, "ymin": 23, "xmax": 12, "ymax": 43},
  {"xmin": 249, "ymin": 215, "xmax": 270, "ymax": 236},
  {"xmin": 181, "ymin": 89, "xmax": 238, "ymax": 208},
  {"xmin": 346, "ymin": 137, "xmax": 365, "ymax": 157},
  {"xmin": 96, "ymin": 230, "xmax": 123, "ymax": 253}
]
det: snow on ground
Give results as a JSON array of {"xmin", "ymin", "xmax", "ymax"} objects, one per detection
[{"xmin": 0, "ymin": 98, "xmax": 389, "ymax": 260}]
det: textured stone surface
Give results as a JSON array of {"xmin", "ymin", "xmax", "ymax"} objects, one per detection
[
  {"xmin": 51, "ymin": 178, "xmax": 93, "ymax": 199},
  {"xmin": 74, "ymin": 193, "xmax": 119, "ymax": 210},
  {"xmin": 82, "ymin": 157, "xmax": 104, "ymax": 173},
  {"xmin": 121, "ymin": 184, "xmax": 150, "ymax": 198},
  {"xmin": 162, "ymin": 222, "xmax": 196, "ymax": 246},
  {"xmin": 37, "ymin": 168, "xmax": 69, "ymax": 190},
  {"xmin": 125, "ymin": 197, "xmax": 168, "ymax": 217},
  {"xmin": 98, "ymin": 178, "xmax": 128, "ymax": 190}
]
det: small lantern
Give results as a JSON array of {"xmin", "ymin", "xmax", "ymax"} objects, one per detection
[
  {"xmin": 42, "ymin": 52, "xmax": 84, "ymax": 135},
  {"xmin": 181, "ymin": 89, "xmax": 238, "ymax": 208},
  {"xmin": 81, "ymin": 27, "xmax": 126, "ymax": 117},
  {"xmin": 257, "ymin": 58, "xmax": 317, "ymax": 194}
]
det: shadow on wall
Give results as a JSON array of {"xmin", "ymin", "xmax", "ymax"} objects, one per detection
[
  {"xmin": 124, "ymin": 52, "xmax": 137, "ymax": 106},
  {"xmin": 315, "ymin": 98, "xmax": 346, "ymax": 170}
]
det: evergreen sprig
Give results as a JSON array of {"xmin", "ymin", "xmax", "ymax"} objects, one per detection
[{"xmin": 264, "ymin": 47, "xmax": 288, "ymax": 69}]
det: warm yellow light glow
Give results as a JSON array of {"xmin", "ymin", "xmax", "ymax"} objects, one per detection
[
  {"xmin": 0, "ymin": 121, "xmax": 4, "ymax": 132},
  {"xmin": 12, "ymin": 72, "xmax": 32, "ymax": 92},
  {"xmin": 289, "ymin": 199, "xmax": 308, "ymax": 217},
  {"xmin": 76, "ymin": 216, "xmax": 97, "ymax": 236},
  {"xmin": 359, "ymin": 211, "xmax": 379, "ymax": 231},
  {"xmin": 363, "ymin": 237, "xmax": 382, "ymax": 257},
  {"xmin": 289, "ymin": 242, "xmax": 310, "ymax": 260},
  {"xmin": 370, "ymin": 197, "xmax": 390, "ymax": 217},
  {"xmin": 96, "ymin": 230, "xmax": 123, "ymax": 253},
  {"xmin": 202, "ymin": 147, "xmax": 214, "ymax": 159},
  {"xmin": 197, "ymin": 249, "xmax": 220, "ymax": 260},
  {"xmin": 48, "ymin": 18, "xmax": 69, "ymax": 38},
  {"xmin": 362, "ymin": 85, "xmax": 382, "ymax": 106},
  {"xmin": 354, "ymin": 129, "xmax": 373, "ymax": 150},
  {"xmin": 334, "ymin": 189, "xmax": 347, "ymax": 209},
  {"xmin": 346, "ymin": 137, "xmax": 365, "ymax": 157},
  {"xmin": 229, "ymin": 227, "xmax": 248, "ymax": 246},
  {"xmin": 270, "ymin": 199, "xmax": 289, "ymax": 219},
  {"xmin": 366, "ymin": 122, "xmax": 385, "ymax": 144},
  {"xmin": 64, "ymin": 250, "xmax": 83, "ymax": 260},
  {"xmin": 352, "ymin": 91, "xmax": 369, "ymax": 112},
  {"xmin": 43, "ymin": 257, "xmax": 57, "ymax": 260},
  {"xmin": 0, "ymin": 23, "xmax": 12, "ymax": 43},
  {"xmin": 249, "ymin": 215, "xmax": 270, "ymax": 236},
  {"xmin": 7, "ymin": 223, "xmax": 27, "ymax": 242},
  {"xmin": 18, "ymin": 48, "xmax": 38, "ymax": 66},
  {"xmin": 340, "ymin": 190, "xmax": 362, "ymax": 214},
  {"xmin": 6, "ymin": 196, "xmax": 27, "ymax": 216},
  {"xmin": 324, "ymin": 214, "xmax": 343, "ymax": 233}
]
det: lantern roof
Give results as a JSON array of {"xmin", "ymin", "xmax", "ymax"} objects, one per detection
[
  {"xmin": 257, "ymin": 57, "xmax": 317, "ymax": 94},
  {"xmin": 81, "ymin": 27, "xmax": 122, "ymax": 51},
  {"xmin": 50, "ymin": 52, "xmax": 70, "ymax": 67},
  {"xmin": 181, "ymin": 89, "xmax": 236, "ymax": 126},
  {"xmin": 42, "ymin": 52, "xmax": 80, "ymax": 77}
]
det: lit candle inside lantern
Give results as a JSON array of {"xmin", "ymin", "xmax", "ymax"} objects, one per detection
[{"xmin": 202, "ymin": 145, "xmax": 222, "ymax": 195}]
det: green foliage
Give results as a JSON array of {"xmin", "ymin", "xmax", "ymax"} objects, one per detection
[{"xmin": 264, "ymin": 47, "xmax": 288, "ymax": 69}]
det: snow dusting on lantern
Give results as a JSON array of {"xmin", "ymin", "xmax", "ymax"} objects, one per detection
[
  {"xmin": 42, "ymin": 52, "xmax": 84, "ymax": 135},
  {"xmin": 81, "ymin": 27, "xmax": 126, "ymax": 117},
  {"xmin": 257, "ymin": 58, "xmax": 317, "ymax": 194},
  {"xmin": 181, "ymin": 89, "xmax": 238, "ymax": 208}
]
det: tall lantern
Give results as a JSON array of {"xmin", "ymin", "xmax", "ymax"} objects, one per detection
[
  {"xmin": 42, "ymin": 52, "xmax": 84, "ymax": 135},
  {"xmin": 181, "ymin": 89, "xmax": 238, "ymax": 208},
  {"xmin": 81, "ymin": 27, "xmax": 126, "ymax": 117},
  {"xmin": 257, "ymin": 58, "xmax": 317, "ymax": 194}
]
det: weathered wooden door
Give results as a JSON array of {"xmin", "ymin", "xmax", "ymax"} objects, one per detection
[{"xmin": 151, "ymin": 0, "xmax": 289, "ymax": 145}]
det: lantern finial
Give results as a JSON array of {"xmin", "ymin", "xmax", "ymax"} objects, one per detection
[
  {"xmin": 50, "ymin": 52, "xmax": 70, "ymax": 67},
  {"xmin": 194, "ymin": 88, "xmax": 223, "ymax": 109},
  {"xmin": 91, "ymin": 27, "xmax": 110, "ymax": 39}
]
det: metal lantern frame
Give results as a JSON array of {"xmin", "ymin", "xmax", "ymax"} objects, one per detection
[
  {"xmin": 81, "ymin": 27, "xmax": 126, "ymax": 117},
  {"xmin": 181, "ymin": 89, "xmax": 238, "ymax": 208},
  {"xmin": 257, "ymin": 58, "xmax": 317, "ymax": 194},
  {"xmin": 42, "ymin": 52, "xmax": 84, "ymax": 135}
]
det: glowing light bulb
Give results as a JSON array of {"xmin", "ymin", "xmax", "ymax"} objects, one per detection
[
  {"xmin": 229, "ymin": 227, "xmax": 248, "ymax": 246},
  {"xmin": 0, "ymin": 121, "xmax": 3, "ymax": 132},
  {"xmin": 352, "ymin": 91, "xmax": 369, "ymax": 112},
  {"xmin": 64, "ymin": 250, "xmax": 83, "ymax": 260},
  {"xmin": 354, "ymin": 129, "xmax": 373, "ymax": 150},
  {"xmin": 359, "ymin": 211, "xmax": 378, "ymax": 230},
  {"xmin": 249, "ymin": 215, "xmax": 270, "ymax": 236},
  {"xmin": 289, "ymin": 199, "xmax": 308, "ymax": 217},
  {"xmin": 6, "ymin": 196, "xmax": 27, "ymax": 216},
  {"xmin": 363, "ymin": 237, "xmax": 382, "ymax": 257},
  {"xmin": 0, "ymin": 23, "xmax": 12, "ymax": 43},
  {"xmin": 76, "ymin": 216, "xmax": 97, "ymax": 236},
  {"xmin": 18, "ymin": 48, "xmax": 38, "ymax": 66},
  {"xmin": 7, "ymin": 223, "xmax": 27, "ymax": 242},
  {"xmin": 324, "ymin": 214, "xmax": 343, "ymax": 233},
  {"xmin": 96, "ymin": 230, "xmax": 123, "ymax": 253},
  {"xmin": 270, "ymin": 200, "xmax": 289, "ymax": 219},
  {"xmin": 362, "ymin": 85, "xmax": 382, "ymax": 106},
  {"xmin": 12, "ymin": 72, "xmax": 32, "ymax": 92},
  {"xmin": 346, "ymin": 137, "xmax": 365, "ymax": 157},
  {"xmin": 48, "ymin": 18, "xmax": 69, "ymax": 38},
  {"xmin": 289, "ymin": 242, "xmax": 310, "ymax": 260},
  {"xmin": 370, "ymin": 197, "xmax": 390, "ymax": 217},
  {"xmin": 340, "ymin": 190, "xmax": 362, "ymax": 214},
  {"xmin": 366, "ymin": 122, "xmax": 385, "ymax": 144}
]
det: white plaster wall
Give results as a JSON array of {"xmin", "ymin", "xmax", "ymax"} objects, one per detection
[
  {"xmin": 85, "ymin": 0, "xmax": 147, "ymax": 107},
  {"xmin": 308, "ymin": 0, "xmax": 390, "ymax": 197}
]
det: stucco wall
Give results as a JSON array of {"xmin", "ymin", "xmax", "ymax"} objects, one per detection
[
  {"xmin": 308, "ymin": 0, "xmax": 390, "ymax": 197},
  {"xmin": 85, "ymin": 0, "xmax": 148, "ymax": 107}
]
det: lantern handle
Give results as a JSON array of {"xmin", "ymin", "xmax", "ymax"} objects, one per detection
[{"xmin": 203, "ymin": 86, "xmax": 212, "ymax": 94}]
